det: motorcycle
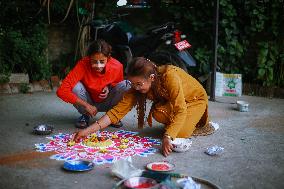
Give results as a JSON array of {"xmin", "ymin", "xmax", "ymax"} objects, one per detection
[{"xmin": 84, "ymin": 14, "xmax": 196, "ymax": 74}]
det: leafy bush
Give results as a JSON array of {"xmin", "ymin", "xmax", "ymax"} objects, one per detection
[
  {"xmin": 0, "ymin": 75, "xmax": 10, "ymax": 84},
  {"xmin": 160, "ymin": 0, "xmax": 283, "ymax": 87},
  {"xmin": 0, "ymin": 0, "xmax": 283, "ymax": 88},
  {"xmin": 0, "ymin": 1, "xmax": 51, "ymax": 81},
  {"xmin": 19, "ymin": 83, "xmax": 30, "ymax": 94},
  {"xmin": 0, "ymin": 24, "xmax": 50, "ymax": 81}
]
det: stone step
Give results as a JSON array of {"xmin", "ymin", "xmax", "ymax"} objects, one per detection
[
  {"xmin": 9, "ymin": 73, "xmax": 29, "ymax": 84},
  {"xmin": 0, "ymin": 75, "xmax": 61, "ymax": 94}
]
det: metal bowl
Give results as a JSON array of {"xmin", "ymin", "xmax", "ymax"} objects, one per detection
[
  {"xmin": 236, "ymin": 100, "xmax": 249, "ymax": 112},
  {"xmin": 63, "ymin": 160, "xmax": 94, "ymax": 172},
  {"xmin": 124, "ymin": 177, "xmax": 158, "ymax": 189},
  {"xmin": 33, "ymin": 124, "xmax": 54, "ymax": 135}
]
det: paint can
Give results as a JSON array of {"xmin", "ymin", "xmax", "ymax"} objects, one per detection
[{"xmin": 236, "ymin": 101, "xmax": 249, "ymax": 112}]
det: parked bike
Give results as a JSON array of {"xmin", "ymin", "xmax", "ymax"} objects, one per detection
[{"xmin": 84, "ymin": 14, "xmax": 196, "ymax": 73}]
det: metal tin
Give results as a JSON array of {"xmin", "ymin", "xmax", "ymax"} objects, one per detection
[
  {"xmin": 33, "ymin": 124, "xmax": 54, "ymax": 135},
  {"xmin": 236, "ymin": 101, "xmax": 249, "ymax": 112}
]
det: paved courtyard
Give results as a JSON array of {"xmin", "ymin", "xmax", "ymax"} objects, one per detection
[{"xmin": 0, "ymin": 92, "xmax": 283, "ymax": 189}]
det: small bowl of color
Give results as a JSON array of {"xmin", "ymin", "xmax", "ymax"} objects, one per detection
[
  {"xmin": 63, "ymin": 160, "xmax": 94, "ymax": 172},
  {"xmin": 171, "ymin": 138, "xmax": 192, "ymax": 152},
  {"xmin": 124, "ymin": 177, "xmax": 158, "ymax": 189},
  {"xmin": 33, "ymin": 124, "xmax": 54, "ymax": 135},
  {"xmin": 236, "ymin": 101, "xmax": 249, "ymax": 112}
]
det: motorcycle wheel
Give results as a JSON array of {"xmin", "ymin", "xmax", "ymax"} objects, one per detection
[{"xmin": 147, "ymin": 51, "xmax": 188, "ymax": 73}]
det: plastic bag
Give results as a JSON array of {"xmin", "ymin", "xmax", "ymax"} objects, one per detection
[
  {"xmin": 205, "ymin": 145, "xmax": 224, "ymax": 156},
  {"xmin": 177, "ymin": 177, "xmax": 201, "ymax": 189},
  {"xmin": 111, "ymin": 157, "xmax": 143, "ymax": 179}
]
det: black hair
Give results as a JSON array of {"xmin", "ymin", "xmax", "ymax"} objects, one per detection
[{"xmin": 86, "ymin": 39, "xmax": 112, "ymax": 57}]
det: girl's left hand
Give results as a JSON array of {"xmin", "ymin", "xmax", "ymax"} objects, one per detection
[
  {"xmin": 99, "ymin": 86, "xmax": 109, "ymax": 99},
  {"xmin": 162, "ymin": 137, "xmax": 173, "ymax": 157}
]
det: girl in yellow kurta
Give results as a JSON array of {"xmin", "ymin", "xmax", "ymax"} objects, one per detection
[{"xmin": 73, "ymin": 57, "xmax": 214, "ymax": 156}]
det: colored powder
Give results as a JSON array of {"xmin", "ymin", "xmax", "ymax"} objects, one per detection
[
  {"xmin": 152, "ymin": 163, "xmax": 170, "ymax": 171},
  {"xmin": 64, "ymin": 162, "xmax": 91, "ymax": 170},
  {"xmin": 35, "ymin": 130, "xmax": 161, "ymax": 165},
  {"xmin": 133, "ymin": 182, "xmax": 156, "ymax": 188}
]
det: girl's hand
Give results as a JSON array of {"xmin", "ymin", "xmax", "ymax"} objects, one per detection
[
  {"xmin": 99, "ymin": 86, "xmax": 109, "ymax": 99},
  {"xmin": 72, "ymin": 129, "xmax": 90, "ymax": 142},
  {"xmin": 162, "ymin": 136, "xmax": 173, "ymax": 157}
]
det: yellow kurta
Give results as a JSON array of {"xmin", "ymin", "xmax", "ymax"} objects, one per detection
[{"xmin": 106, "ymin": 65, "xmax": 209, "ymax": 139}]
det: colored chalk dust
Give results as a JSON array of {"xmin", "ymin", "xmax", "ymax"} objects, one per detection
[{"xmin": 35, "ymin": 130, "xmax": 160, "ymax": 165}]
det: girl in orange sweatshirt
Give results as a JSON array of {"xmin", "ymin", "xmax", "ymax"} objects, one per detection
[{"xmin": 57, "ymin": 39, "xmax": 130, "ymax": 128}]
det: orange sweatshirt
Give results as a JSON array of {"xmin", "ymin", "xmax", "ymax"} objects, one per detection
[{"xmin": 57, "ymin": 56, "xmax": 123, "ymax": 104}]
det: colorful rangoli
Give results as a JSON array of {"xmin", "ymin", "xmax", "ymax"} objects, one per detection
[{"xmin": 35, "ymin": 130, "xmax": 160, "ymax": 165}]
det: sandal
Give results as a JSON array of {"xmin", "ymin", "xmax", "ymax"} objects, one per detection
[
  {"xmin": 109, "ymin": 121, "xmax": 123, "ymax": 128},
  {"xmin": 75, "ymin": 115, "xmax": 90, "ymax": 129}
]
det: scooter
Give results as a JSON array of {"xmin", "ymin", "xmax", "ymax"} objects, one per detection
[{"xmin": 84, "ymin": 14, "xmax": 196, "ymax": 73}]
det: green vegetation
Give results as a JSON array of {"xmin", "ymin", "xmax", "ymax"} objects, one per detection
[
  {"xmin": 19, "ymin": 83, "xmax": 30, "ymax": 94},
  {"xmin": 160, "ymin": 0, "xmax": 283, "ymax": 87},
  {"xmin": 0, "ymin": 1, "xmax": 50, "ymax": 81},
  {"xmin": 0, "ymin": 0, "xmax": 283, "ymax": 89}
]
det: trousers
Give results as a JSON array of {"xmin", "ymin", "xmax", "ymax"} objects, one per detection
[{"xmin": 72, "ymin": 80, "xmax": 130, "ymax": 114}]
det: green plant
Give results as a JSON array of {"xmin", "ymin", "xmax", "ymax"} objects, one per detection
[
  {"xmin": 0, "ymin": 24, "xmax": 50, "ymax": 81},
  {"xmin": 1, "ymin": 0, "xmax": 283, "ymax": 90},
  {"xmin": 0, "ymin": 75, "xmax": 10, "ymax": 84},
  {"xmin": 194, "ymin": 47, "xmax": 211, "ymax": 74},
  {"xmin": 19, "ymin": 83, "xmax": 30, "ymax": 94},
  {"xmin": 257, "ymin": 42, "xmax": 279, "ymax": 87},
  {"xmin": 0, "ymin": 1, "xmax": 51, "ymax": 81},
  {"xmin": 161, "ymin": 0, "xmax": 283, "ymax": 89}
]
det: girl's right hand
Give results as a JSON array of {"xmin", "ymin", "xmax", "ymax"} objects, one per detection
[
  {"xmin": 162, "ymin": 136, "xmax": 173, "ymax": 157},
  {"xmin": 72, "ymin": 129, "xmax": 90, "ymax": 142}
]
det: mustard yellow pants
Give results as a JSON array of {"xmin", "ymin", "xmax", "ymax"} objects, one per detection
[{"xmin": 152, "ymin": 99, "xmax": 209, "ymax": 138}]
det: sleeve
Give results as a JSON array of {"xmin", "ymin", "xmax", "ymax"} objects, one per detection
[
  {"xmin": 56, "ymin": 59, "xmax": 86, "ymax": 104},
  {"xmin": 110, "ymin": 60, "xmax": 124, "ymax": 87},
  {"xmin": 106, "ymin": 89, "xmax": 137, "ymax": 124},
  {"xmin": 163, "ymin": 72, "xmax": 187, "ymax": 139}
]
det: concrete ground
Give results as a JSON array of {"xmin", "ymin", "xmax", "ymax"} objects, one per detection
[{"xmin": 0, "ymin": 92, "xmax": 283, "ymax": 189}]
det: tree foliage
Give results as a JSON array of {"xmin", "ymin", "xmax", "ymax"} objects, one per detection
[
  {"xmin": 0, "ymin": 0, "xmax": 283, "ymax": 87},
  {"xmin": 159, "ymin": 0, "xmax": 283, "ymax": 87},
  {"xmin": 0, "ymin": 0, "xmax": 50, "ymax": 81}
]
